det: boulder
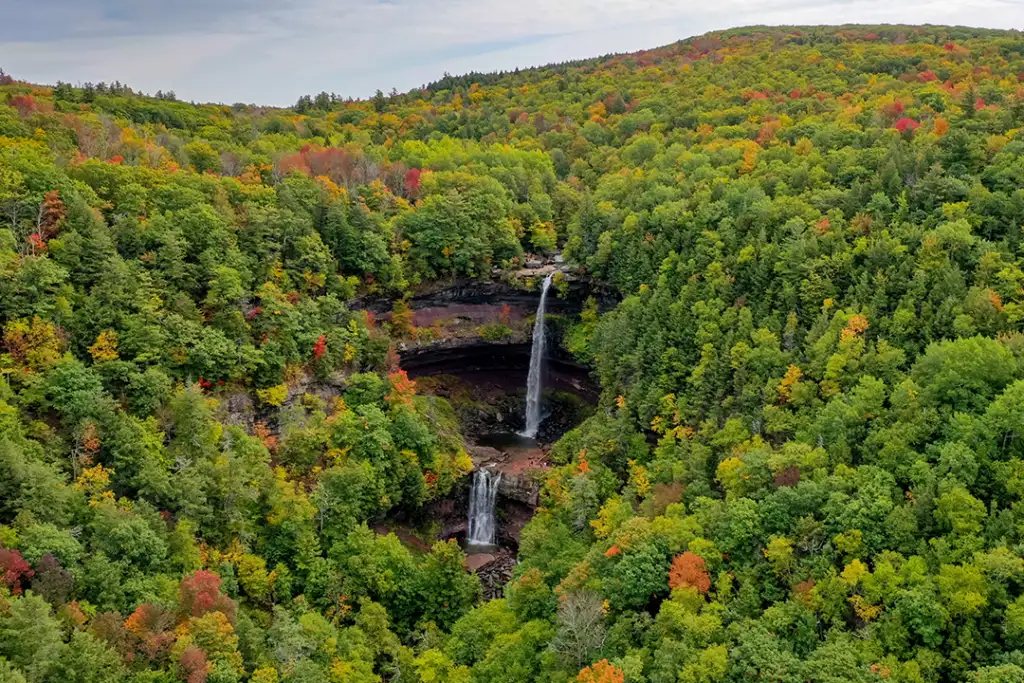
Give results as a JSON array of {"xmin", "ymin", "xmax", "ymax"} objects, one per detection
[
  {"xmin": 465, "ymin": 553, "xmax": 497, "ymax": 572},
  {"xmin": 477, "ymin": 549, "xmax": 518, "ymax": 600},
  {"xmin": 468, "ymin": 445, "xmax": 503, "ymax": 466}
]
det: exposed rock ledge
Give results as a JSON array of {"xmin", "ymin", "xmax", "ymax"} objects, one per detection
[
  {"xmin": 469, "ymin": 445, "xmax": 548, "ymax": 508},
  {"xmin": 349, "ymin": 257, "xmax": 614, "ymax": 315}
]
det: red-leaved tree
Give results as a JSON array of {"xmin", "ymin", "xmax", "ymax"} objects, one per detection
[
  {"xmin": 32, "ymin": 553, "xmax": 73, "ymax": 604},
  {"xmin": 0, "ymin": 548, "xmax": 34, "ymax": 595},
  {"xmin": 179, "ymin": 645, "xmax": 210, "ymax": 683},
  {"xmin": 178, "ymin": 570, "xmax": 237, "ymax": 623},
  {"xmin": 894, "ymin": 117, "xmax": 920, "ymax": 133},
  {"xmin": 38, "ymin": 190, "xmax": 66, "ymax": 238},
  {"xmin": 125, "ymin": 603, "xmax": 176, "ymax": 662},
  {"xmin": 404, "ymin": 168, "xmax": 422, "ymax": 199},
  {"xmin": 8, "ymin": 95, "xmax": 37, "ymax": 117},
  {"xmin": 313, "ymin": 334, "xmax": 327, "ymax": 360}
]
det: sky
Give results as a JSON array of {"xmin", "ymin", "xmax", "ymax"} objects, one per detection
[{"xmin": 1, "ymin": 0, "xmax": 1023, "ymax": 106}]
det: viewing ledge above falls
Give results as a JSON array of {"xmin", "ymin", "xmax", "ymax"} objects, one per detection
[{"xmin": 349, "ymin": 257, "xmax": 616, "ymax": 316}]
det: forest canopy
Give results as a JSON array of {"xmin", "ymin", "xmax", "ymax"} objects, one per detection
[{"xmin": 2, "ymin": 22, "xmax": 1024, "ymax": 683}]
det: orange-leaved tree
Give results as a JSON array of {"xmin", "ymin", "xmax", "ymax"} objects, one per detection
[
  {"xmin": 577, "ymin": 659, "xmax": 625, "ymax": 683},
  {"xmin": 386, "ymin": 369, "xmax": 417, "ymax": 407},
  {"xmin": 668, "ymin": 551, "xmax": 711, "ymax": 594}
]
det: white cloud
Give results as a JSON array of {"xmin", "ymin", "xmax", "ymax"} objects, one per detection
[{"xmin": 0, "ymin": 0, "xmax": 1021, "ymax": 105}]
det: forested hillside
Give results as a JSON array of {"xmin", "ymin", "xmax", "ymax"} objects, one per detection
[{"xmin": 3, "ymin": 23, "xmax": 1024, "ymax": 683}]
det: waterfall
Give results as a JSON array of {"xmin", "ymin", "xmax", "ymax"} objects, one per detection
[
  {"xmin": 522, "ymin": 272, "xmax": 555, "ymax": 439},
  {"xmin": 467, "ymin": 468, "xmax": 502, "ymax": 546}
]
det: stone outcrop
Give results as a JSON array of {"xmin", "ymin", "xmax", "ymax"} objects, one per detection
[
  {"xmin": 468, "ymin": 445, "xmax": 503, "ymax": 463},
  {"xmin": 350, "ymin": 255, "xmax": 613, "ymax": 316},
  {"xmin": 215, "ymin": 371, "xmax": 348, "ymax": 433},
  {"xmin": 468, "ymin": 445, "xmax": 546, "ymax": 508},
  {"xmin": 475, "ymin": 548, "xmax": 518, "ymax": 600},
  {"xmin": 499, "ymin": 470, "xmax": 542, "ymax": 507},
  {"xmin": 400, "ymin": 341, "xmax": 599, "ymax": 405},
  {"xmin": 465, "ymin": 553, "xmax": 497, "ymax": 572}
]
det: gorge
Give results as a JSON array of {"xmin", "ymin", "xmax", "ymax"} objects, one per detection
[
  {"xmin": 376, "ymin": 265, "xmax": 602, "ymax": 587},
  {"xmin": 6, "ymin": 24, "xmax": 1024, "ymax": 682}
]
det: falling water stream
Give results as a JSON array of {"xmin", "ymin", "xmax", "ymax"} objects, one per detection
[
  {"xmin": 467, "ymin": 272, "xmax": 554, "ymax": 547},
  {"xmin": 521, "ymin": 272, "xmax": 555, "ymax": 439},
  {"xmin": 467, "ymin": 468, "xmax": 502, "ymax": 546}
]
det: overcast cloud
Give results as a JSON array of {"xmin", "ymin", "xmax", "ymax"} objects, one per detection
[{"xmin": 1, "ymin": 0, "xmax": 1022, "ymax": 105}]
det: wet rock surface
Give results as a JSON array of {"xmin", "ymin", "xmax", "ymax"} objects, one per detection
[
  {"xmin": 413, "ymin": 371, "xmax": 597, "ymax": 443},
  {"xmin": 469, "ymin": 444, "xmax": 547, "ymax": 508},
  {"xmin": 497, "ymin": 500, "xmax": 536, "ymax": 547},
  {"xmin": 501, "ymin": 473, "xmax": 542, "ymax": 507}
]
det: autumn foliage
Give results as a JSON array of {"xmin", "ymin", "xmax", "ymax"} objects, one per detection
[
  {"xmin": 894, "ymin": 117, "xmax": 920, "ymax": 133},
  {"xmin": 124, "ymin": 603, "xmax": 176, "ymax": 661},
  {"xmin": 8, "ymin": 95, "xmax": 37, "ymax": 117},
  {"xmin": 385, "ymin": 369, "xmax": 417, "ymax": 407},
  {"xmin": 178, "ymin": 570, "xmax": 237, "ymax": 623},
  {"xmin": 0, "ymin": 548, "xmax": 34, "ymax": 595},
  {"xmin": 277, "ymin": 144, "xmax": 375, "ymax": 188},
  {"xmin": 125, "ymin": 603, "xmax": 175, "ymax": 636},
  {"xmin": 577, "ymin": 659, "xmax": 625, "ymax": 683},
  {"xmin": 89, "ymin": 330, "xmax": 120, "ymax": 362},
  {"xmin": 774, "ymin": 465, "xmax": 801, "ymax": 488},
  {"xmin": 404, "ymin": 167, "xmax": 422, "ymax": 198},
  {"xmin": 39, "ymin": 190, "xmax": 66, "ymax": 236},
  {"xmin": 668, "ymin": 552, "xmax": 711, "ymax": 594},
  {"xmin": 2, "ymin": 21, "xmax": 1024, "ymax": 683},
  {"xmin": 390, "ymin": 300, "xmax": 415, "ymax": 339},
  {"xmin": 313, "ymin": 334, "xmax": 327, "ymax": 360},
  {"xmin": 179, "ymin": 646, "xmax": 210, "ymax": 683},
  {"xmin": 3, "ymin": 316, "xmax": 64, "ymax": 372}
]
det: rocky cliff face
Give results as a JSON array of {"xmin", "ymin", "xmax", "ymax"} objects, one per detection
[
  {"xmin": 469, "ymin": 445, "xmax": 547, "ymax": 508},
  {"xmin": 423, "ymin": 460, "xmax": 540, "ymax": 549},
  {"xmin": 350, "ymin": 259, "xmax": 615, "ymax": 315},
  {"xmin": 498, "ymin": 469, "xmax": 542, "ymax": 507},
  {"xmin": 399, "ymin": 341, "xmax": 596, "ymax": 398},
  {"xmin": 215, "ymin": 372, "xmax": 349, "ymax": 433}
]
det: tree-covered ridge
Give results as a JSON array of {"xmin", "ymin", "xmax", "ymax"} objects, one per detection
[{"xmin": 3, "ymin": 22, "xmax": 1024, "ymax": 683}]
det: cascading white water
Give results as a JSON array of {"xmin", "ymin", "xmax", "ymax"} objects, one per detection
[
  {"xmin": 521, "ymin": 272, "xmax": 555, "ymax": 439},
  {"xmin": 467, "ymin": 468, "xmax": 502, "ymax": 546}
]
